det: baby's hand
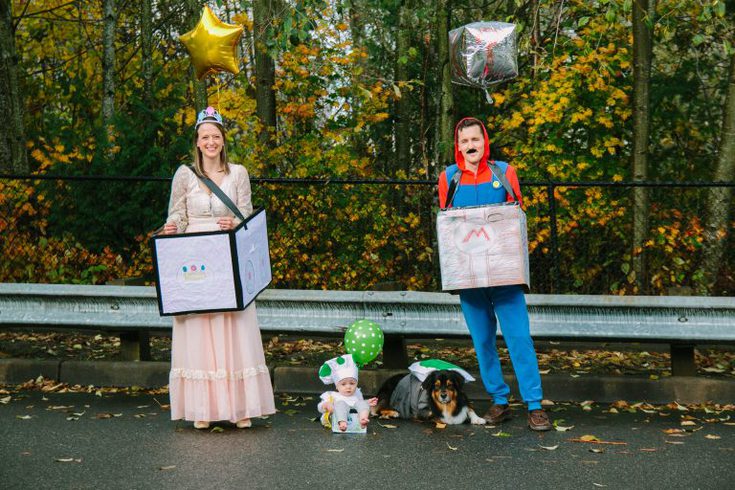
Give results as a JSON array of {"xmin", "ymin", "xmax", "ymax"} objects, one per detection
[
  {"xmin": 322, "ymin": 402, "xmax": 333, "ymax": 412},
  {"xmin": 367, "ymin": 397, "xmax": 378, "ymax": 407}
]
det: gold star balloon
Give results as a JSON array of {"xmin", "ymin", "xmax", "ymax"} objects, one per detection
[{"xmin": 180, "ymin": 5, "xmax": 244, "ymax": 80}]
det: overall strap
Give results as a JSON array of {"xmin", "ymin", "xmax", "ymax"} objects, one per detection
[
  {"xmin": 444, "ymin": 166, "xmax": 463, "ymax": 208},
  {"xmin": 186, "ymin": 165, "xmax": 245, "ymax": 221},
  {"xmin": 488, "ymin": 161, "xmax": 518, "ymax": 202}
]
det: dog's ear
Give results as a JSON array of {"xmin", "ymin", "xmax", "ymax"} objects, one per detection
[
  {"xmin": 421, "ymin": 370, "xmax": 439, "ymax": 392},
  {"xmin": 448, "ymin": 370, "xmax": 465, "ymax": 390}
]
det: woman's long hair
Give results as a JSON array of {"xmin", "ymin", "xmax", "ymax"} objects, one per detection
[{"xmin": 192, "ymin": 122, "xmax": 230, "ymax": 177}]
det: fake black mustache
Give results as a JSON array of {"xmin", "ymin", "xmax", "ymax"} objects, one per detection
[{"xmin": 466, "ymin": 149, "xmax": 478, "ymax": 154}]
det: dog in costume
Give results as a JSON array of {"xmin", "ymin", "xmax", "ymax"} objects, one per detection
[
  {"xmin": 317, "ymin": 354, "xmax": 378, "ymax": 432},
  {"xmin": 372, "ymin": 359, "xmax": 486, "ymax": 425}
]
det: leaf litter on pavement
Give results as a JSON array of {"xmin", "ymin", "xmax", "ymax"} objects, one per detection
[{"xmin": 2, "ymin": 331, "xmax": 734, "ymax": 378}]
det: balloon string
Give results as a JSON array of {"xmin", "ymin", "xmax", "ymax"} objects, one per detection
[{"xmin": 485, "ymin": 89, "xmax": 494, "ymax": 105}]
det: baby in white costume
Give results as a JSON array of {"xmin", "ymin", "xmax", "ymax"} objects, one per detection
[{"xmin": 317, "ymin": 354, "xmax": 377, "ymax": 431}]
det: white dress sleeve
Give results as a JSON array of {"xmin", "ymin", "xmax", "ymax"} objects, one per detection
[
  {"xmin": 233, "ymin": 164, "xmax": 253, "ymax": 225},
  {"xmin": 166, "ymin": 165, "xmax": 191, "ymax": 233}
]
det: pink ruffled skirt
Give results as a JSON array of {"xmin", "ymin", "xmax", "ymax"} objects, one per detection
[{"xmin": 169, "ymin": 303, "xmax": 276, "ymax": 423}]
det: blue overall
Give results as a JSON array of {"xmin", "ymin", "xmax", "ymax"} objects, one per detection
[{"xmin": 445, "ymin": 163, "xmax": 543, "ymax": 411}]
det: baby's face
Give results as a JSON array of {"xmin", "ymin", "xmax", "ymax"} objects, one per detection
[{"xmin": 335, "ymin": 378, "xmax": 357, "ymax": 396}]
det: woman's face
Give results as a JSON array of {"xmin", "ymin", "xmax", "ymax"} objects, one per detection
[
  {"xmin": 457, "ymin": 124, "xmax": 485, "ymax": 166},
  {"xmin": 196, "ymin": 123, "xmax": 224, "ymax": 161}
]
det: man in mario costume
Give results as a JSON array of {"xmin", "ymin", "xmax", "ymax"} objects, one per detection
[{"xmin": 437, "ymin": 117, "xmax": 551, "ymax": 431}]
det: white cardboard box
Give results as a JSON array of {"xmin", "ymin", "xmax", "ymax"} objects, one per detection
[
  {"xmin": 436, "ymin": 203, "xmax": 530, "ymax": 292},
  {"xmin": 151, "ymin": 208, "xmax": 272, "ymax": 315}
]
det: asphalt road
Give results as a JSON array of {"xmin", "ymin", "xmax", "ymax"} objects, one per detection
[{"xmin": 2, "ymin": 390, "xmax": 734, "ymax": 490}]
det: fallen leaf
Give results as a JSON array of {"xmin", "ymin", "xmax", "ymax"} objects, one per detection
[
  {"xmin": 447, "ymin": 443, "xmax": 458, "ymax": 450},
  {"xmin": 96, "ymin": 413, "xmax": 113, "ymax": 419},
  {"xmin": 435, "ymin": 422, "xmax": 447, "ymax": 429},
  {"xmin": 663, "ymin": 428, "xmax": 685, "ymax": 434},
  {"xmin": 326, "ymin": 449, "xmax": 344, "ymax": 452},
  {"xmin": 541, "ymin": 399, "xmax": 555, "ymax": 406},
  {"xmin": 55, "ymin": 458, "xmax": 81, "ymax": 463},
  {"xmin": 702, "ymin": 367, "xmax": 725, "ymax": 373},
  {"xmin": 210, "ymin": 427, "xmax": 224, "ymax": 433},
  {"xmin": 640, "ymin": 448, "xmax": 657, "ymax": 452},
  {"xmin": 665, "ymin": 440, "xmax": 685, "ymax": 445},
  {"xmin": 589, "ymin": 448, "xmax": 605, "ymax": 453},
  {"xmin": 705, "ymin": 435, "xmax": 721, "ymax": 440},
  {"xmin": 378, "ymin": 423, "xmax": 398, "ymax": 429},
  {"xmin": 492, "ymin": 431, "xmax": 511, "ymax": 438},
  {"xmin": 0, "ymin": 396, "xmax": 11, "ymax": 404},
  {"xmin": 16, "ymin": 415, "xmax": 32, "ymax": 420},
  {"xmin": 569, "ymin": 437, "xmax": 627, "ymax": 446},
  {"xmin": 539, "ymin": 444, "xmax": 559, "ymax": 450},
  {"xmin": 680, "ymin": 421, "xmax": 697, "ymax": 427},
  {"xmin": 539, "ymin": 369, "xmax": 551, "ymax": 375},
  {"xmin": 47, "ymin": 405, "xmax": 74, "ymax": 411},
  {"xmin": 554, "ymin": 424, "xmax": 574, "ymax": 432},
  {"xmin": 159, "ymin": 465, "xmax": 176, "ymax": 471},
  {"xmin": 592, "ymin": 484, "xmax": 606, "ymax": 488}
]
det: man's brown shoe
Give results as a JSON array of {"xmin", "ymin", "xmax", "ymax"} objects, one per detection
[
  {"xmin": 484, "ymin": 404, "xmax": 511, "ymax": 424},
  {"xmin": 528, "ymin": 409, "xmax": 552, "ymax": 431}
]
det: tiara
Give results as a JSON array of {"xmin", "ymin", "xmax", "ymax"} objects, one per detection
[{"xmin": 195, "ymin": 106, "xmax": 223, "ymax": 128}]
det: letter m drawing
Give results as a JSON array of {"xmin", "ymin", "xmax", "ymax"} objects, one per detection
[{"xmin": 463, "ymin": 227, "xmax": 490, "ymax": 243}]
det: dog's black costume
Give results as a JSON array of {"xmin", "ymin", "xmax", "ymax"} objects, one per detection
[{"xmin": 384, "ymin": 373, "xmax": 432, "ymax": 419}]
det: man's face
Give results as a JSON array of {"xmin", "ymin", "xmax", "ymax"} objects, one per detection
[{"xmin": 457, "ymin": 124, "xmax": 485, "ymax": 166}]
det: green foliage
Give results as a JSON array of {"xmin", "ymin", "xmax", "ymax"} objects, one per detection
[{"xmin": 3, "ymin": 0, "xmax": 733, "ymax": 294}]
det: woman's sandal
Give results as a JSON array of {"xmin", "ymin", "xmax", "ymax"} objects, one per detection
[
  {"xmin": 236, "ymin": 419, "xmax": 252, "ymax": 429},
  {"xmin": 193, "ymin": 421, "xmax": 210, "ymax": 430}
]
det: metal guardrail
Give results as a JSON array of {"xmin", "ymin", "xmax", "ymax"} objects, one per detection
[{"xmin": 0, "ymin": 283, "xmax": 734, "ymax": 343}]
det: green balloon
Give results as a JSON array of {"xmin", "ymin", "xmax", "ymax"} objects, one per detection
[{"xmin": 344, "ymin": 319, "xmax": 384, "ymax": 365}]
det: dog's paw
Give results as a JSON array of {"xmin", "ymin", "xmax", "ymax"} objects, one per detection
[
  {"xmin": 378, "ymin": 409, "xmax": 400, "ymax": 419},
  {"xmin": 470, "ymin": 415, "xmax": 487, "ymax": 425}
]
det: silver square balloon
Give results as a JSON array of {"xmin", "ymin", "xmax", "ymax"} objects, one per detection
[{"xmin": 449, "ymin": 22, "xmax": 518, "ymax": 88}]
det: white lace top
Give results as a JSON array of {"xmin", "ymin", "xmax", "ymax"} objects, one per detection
[{"xmin": 166, "ymin": 163, "xmax": 253, "ymax": 233}]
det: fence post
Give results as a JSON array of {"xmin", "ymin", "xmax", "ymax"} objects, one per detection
[{"xmin": 547, "ymin": 184, "xmax": 560, "ymax": 293}]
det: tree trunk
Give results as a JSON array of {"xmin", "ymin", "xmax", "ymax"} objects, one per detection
[
  {"xmin": 347, "ymin": 0, "xmax": 366, "ymax": 50},
  {"xmin": 186, "ymin": 1, "xmax": 208, "ymax": 112},
  {"xmin": 631, "ymin": 0, "xmax": 655, "ymax": 292},
  {"xmin": 141, "ymin": 0, "xmax": 153, "ymax": 105},
  {"xmin": 0, "ymin": 0, "xmax": 28, "ymax": 173},
  {"xmin": 697, "ymin": 53, "xmax": 735, "ymax": 294},
  {"xmin": 530, "ymin": 0, "xmax": 541, "ymax": 79},
  {"xmin": 434, "ymin": 0, "xmax": 454, "ymax": 171},
  {"xmin": 253, "ymin": 0, "xmax": 278, "ymax": 144},
  {"xmin": 102, "ymin": 0, "xmax": 116, "ymax": 151},
  {"xmin": 394, "ymin": 0, "xmax": 413, "ymax": 175}
]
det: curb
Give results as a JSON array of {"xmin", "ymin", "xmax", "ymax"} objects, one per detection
[{"xmin": 1, "ymin": 359, "xmax": 734, "ymax": 404}]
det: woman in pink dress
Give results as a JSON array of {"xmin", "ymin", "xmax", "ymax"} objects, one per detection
[{"xmin": 162, "ymin": 107, "xmax": 276, "ymax": 429}]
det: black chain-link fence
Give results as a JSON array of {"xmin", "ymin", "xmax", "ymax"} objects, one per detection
[{"xmin": 1, "ymin": 174, "xmax": 733, "ymax": 295}]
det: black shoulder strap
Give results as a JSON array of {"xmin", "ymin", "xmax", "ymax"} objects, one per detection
[
  {"xmin": 186, "ymin": 165, "xmax": 245, "ymax": 221},
  {"xmin": 445, "ymin": 169, "xmax": 462, "ymax": 208},
  {"xmin": 488, "ymin": 162, "xmax": 518, "ymax": 202}
]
